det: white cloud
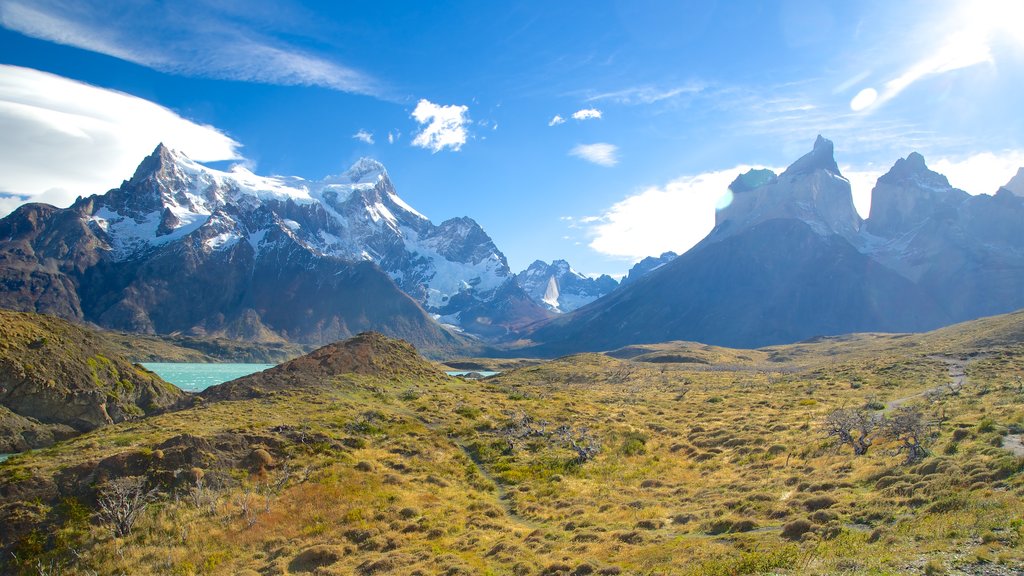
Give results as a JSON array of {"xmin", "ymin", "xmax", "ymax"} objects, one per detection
[
  {"xmin": 571, "ymin": 108, "xmax": 602, "ymax": 121},
  {"xmin": 548, "ymin": 114, "xmax": 565, "ymax": 126},
  {"xmin": 570, "ymin": 143, "xmax": 618, "ymax": 167},
  {"xmin": 0, "ymin": 65, "xmax": 241, "ymax": 215},
  {"xmin": 931, "ymin": 151, "xmax": 1024, "ymax": 195},
  {"xmin": 0, "ymin": 0, "xmax": 380, "ymax": 96},
  {"xmin": 387, "ymin": 130, "xmax": 400, "ymax": 144},
  {"xmin": 584, "ymin": 167, "xmax": 764, "ymax": 260},
  {"xmin": 411, "ymin": 99, "xmax": 469, "ymax": 153},
  {"xmin": 353, "ymin": 129, "xmax": 374, "ymax": 145},
  {"xmin": 841, "ymin": 168, "xmax": 885, "ymax": 219}
]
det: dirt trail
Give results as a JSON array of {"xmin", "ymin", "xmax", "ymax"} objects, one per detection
[
  {"xmin": 885, "ymin": 356, "xmax": 966, "ymax": 412},
  {"xmin": 1002, "ymin": 434, "xmax": 1024, "ymax": 457},
  {"xmin": 391, "ymin": 402, "xmax": 544, "ymax": 532}
]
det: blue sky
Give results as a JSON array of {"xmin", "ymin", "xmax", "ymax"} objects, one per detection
[{"xmin": 1, "ymin": 0, "xmax": 1023, "ymax": 277}]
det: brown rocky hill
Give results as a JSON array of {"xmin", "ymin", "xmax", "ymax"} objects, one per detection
[
  {"xmin": 0, "ymin": 310, "xmax": 186, "ymax": 452},
  {"xmin": 201, "ymin": 332, "xmax": 448, "ymax": 401}
]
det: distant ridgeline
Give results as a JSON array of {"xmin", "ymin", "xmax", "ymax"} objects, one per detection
[
  {"xmin": 1, "ymin": 138, "xmax": 1022, "ymax": 354},
  {"xmin": 528, "ymin": 137, "xmax": 1024, "ymax": 353}
]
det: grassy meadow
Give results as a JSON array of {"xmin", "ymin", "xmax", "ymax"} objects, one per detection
[{"xmin": 2, "ymin": 312, "xmax": 1024, "ymax": 575}]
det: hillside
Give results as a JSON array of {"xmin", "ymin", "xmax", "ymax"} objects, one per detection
[
  {"xmin": 2, "ymin": 314, "xmax": 1024, "ymax": 574},
  {"xmin": 0, "ymin": 310, "xmax": 186, "ymax": 452},
  {"xmin": 98, "ymin": 332, "xmax": 310, "ymax": 364}
]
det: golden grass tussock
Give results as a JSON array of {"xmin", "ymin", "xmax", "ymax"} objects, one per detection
[{"xmin": 2, "ymin": 317, "xmax": 1024, "ymax": 574}]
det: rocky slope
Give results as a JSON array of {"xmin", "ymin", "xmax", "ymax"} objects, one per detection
[
  {"xmin": 516, "ymin": 259, "xmax": 617, "ymax": 313},
  {"xmin": 0, "ymin": 310, "xmax": 186, "ymax": 452},
  {"xmin": 201, "ymin": 331, "xmax": 447, "ymax": 400},
  {"xmin": 0, "ymin": 145, "xmax": 547, "ymax": 350},
  {"xmin": 529, "ymin": 136, "xmax": 1024, "ymax": 353},
  {"xmin": 619, "ymin": 251, "xmax": 677, "ymax": 287}
]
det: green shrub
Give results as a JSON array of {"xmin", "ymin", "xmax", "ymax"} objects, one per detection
[{"xmin": 620, "ymin": 431, "xmax": 648, "ymax": 456}]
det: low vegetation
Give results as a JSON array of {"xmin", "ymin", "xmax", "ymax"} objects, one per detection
[{"xmin": 1, "ymin": 312, "xmax": 1024, "ymax": 575}]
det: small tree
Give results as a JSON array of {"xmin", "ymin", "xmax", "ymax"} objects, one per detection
[
  {"xmin": 554, "ymin": 425, "xmax": 601, "ymax": 464},
  {"xmin": 884, "ymin": 407, "xmax": 930, "ymax": 464},
  {"xmin": 823, "ymin": 408, "xmax": 881, "ymax": 456},
  {"xmin": 96, "ymin": 476, "xmax": 158, "ymax": 537}
]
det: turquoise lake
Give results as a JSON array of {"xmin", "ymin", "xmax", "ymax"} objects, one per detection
[{"xmin": 142, "ymin": 363, "xmax": 274, "ymax": 392}]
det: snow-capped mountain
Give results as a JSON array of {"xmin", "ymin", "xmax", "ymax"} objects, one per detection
[
  {"xmin": 0, "ymin": 144, "xmax": 548, "ymax": 347},
  {"xmin": 528, "ymin": 136, "xmax": 1024, "ymax": 354},
  {"xmin": 516, "ymin": 260, "xmax": 617, "ymax": 313}
]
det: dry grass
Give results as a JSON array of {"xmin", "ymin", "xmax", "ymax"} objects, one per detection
[{"xmin": 3, "ymin": 312, "xmax": 1024, "ymax": 575}]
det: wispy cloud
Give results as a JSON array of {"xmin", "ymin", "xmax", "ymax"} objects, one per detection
[
  {"xmin": 548, "ymin": 114, "xmax": 565, "ymax": 126},
  {"xmin": 352, "ymin": 129, "xmax": 375, "ymax": 145},
  {"xmin": 843, "ymin": 2, "xmax": 1021, "ymax": 113},
  {"xmin": 585, "ymin": 83, "xmax": 705, "ymax": 105},
  {"xmin": 0, "ymin": 0, "xmax": 381, "ymax": 96},
  {"xmin": 0, "ymin": 65, "xmax": 241, "ymax": 216},
  {"xmin": 570, "ymin": 143, "xmax": 618, "ymax": 167},
  {"xmin": 571, "ymin": 108, "xmax": 602, "ymax": 121},
  {"xmin": 411, "ymin": 99, "xmax": 470, "ymax": 153}
]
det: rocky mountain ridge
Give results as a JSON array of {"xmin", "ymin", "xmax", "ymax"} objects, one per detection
[
  {"xmin": 516, "ymin": 259, "xmax": 618, "ymax": 313},
  {"xmin": 0, "ymin": 145, "xmax": 550, "ymax": 350},
  {"xmin": 528, "ymin": 136, "xmax": 1024, "ymax": 353}
]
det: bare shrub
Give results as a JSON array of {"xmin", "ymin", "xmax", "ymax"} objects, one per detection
[
  {"xmin": 823, "ymin": 408, "xmax": 881, "ymax": 455},
  {"xmin": 884, "ymin": 407, "xmax": 931, "ymax": 464},
  {"xmin": 96, "ymin": 476, "xmax": 158, "ymax": 537}
]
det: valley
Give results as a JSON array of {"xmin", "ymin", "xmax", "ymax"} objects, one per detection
[{"xmin": 1, "ymin": 312, "xmax": 1022, "ymax": 574}]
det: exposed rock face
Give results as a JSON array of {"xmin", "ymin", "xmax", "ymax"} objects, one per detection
[
  {"xmin": 864, "ymin": 152, "xmax": 968, "ymax": 238},
  {"xmin": 619, "ymin": 252, "xmax": 677, "ymax": 287},
  {"xmin": 1003, "ymin": 168, "xmax": 1024, "ymax": 197},
  {"xmin": 516, "ymin": 260, "xmax": 617, "ymax": 313},
  {"xmin": 528, "ymin": 138, "xmax": 1024, "ymax": 354},
  {"xmin": 0, "ymin": 310, "xmax": 186, "ymax": 451},
  {"xmin": 531, "ymin": 219, "xmax": 942, "ymax": 352},
  {"xmin": 201, "ymin": 332, "xmax": 446, "ymax": 400},
  {"xmin": 0, "ymin": 145, "xmax": 547, "ymax": 350},
  {"xmin": 714, "ymin": 136, "xmax": 862, "ymax": 241},
  {"xmin": 865, "ymin": 153, "xmax": 1024, "ymax": 323}
]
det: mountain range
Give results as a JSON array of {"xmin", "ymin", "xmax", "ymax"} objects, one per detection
[
  {"xmin": 528, "ymin": 136, "xmax": 1024, "ymax": 352},
  {"xmin": 0, "ymin": 145, "xmax": 555, "ymax": 354},
  {"xmin": 0, "ymin": 137, "xmax": 1022, "ymax": 355}
]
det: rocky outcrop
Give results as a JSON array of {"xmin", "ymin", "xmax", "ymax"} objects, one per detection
[
  {"xmin": 202, "ymin": 332, "xmax": 447, "ymax": 401},
  {"xmin": 0, "ymin": 310, "xmax": 186, "ymax": 451},
  {"xmin": 619, "ymin": 252, "xmax": 677, "ymax": 287},
  {"xmin": 714, "ymin": 136, "xmax": 862, "ymax": 241}
]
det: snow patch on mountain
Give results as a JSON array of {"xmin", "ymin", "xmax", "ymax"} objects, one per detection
[
  {"xmin": 517, "ymin": 259, "xmax": 618, "ymax": 313},
  {"xmin": 83, "ymin": 143, "xmax": 539, "ymax": 336}
]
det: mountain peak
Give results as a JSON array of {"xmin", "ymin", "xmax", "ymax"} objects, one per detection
[
  {"xmin": 728, "ymin": 168, "xmax": 778, "ymax": 193},
  {"xmin": 130, "ymin": 142, "xmax": 180, "ymax": 182},
  {"xmin": 780, "ymin": 135, "xmax": 841, "ymax": 179},
  {"xmin": 344, "ymin": 157, "xmax": 387, "ymax": 184},
  {"xmin": 877, "ymin": 152, "xmax": 951, "ymax": 189},
  {"xmin": 1004, "ymin": 167, "xmax": 1024, "ymax": 197}
]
